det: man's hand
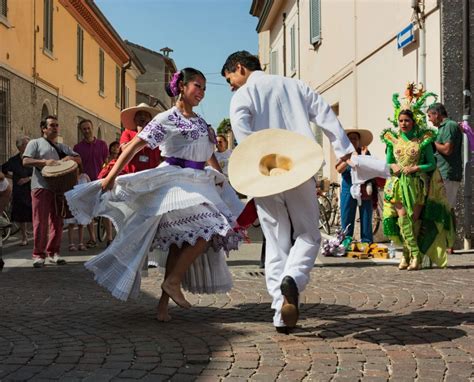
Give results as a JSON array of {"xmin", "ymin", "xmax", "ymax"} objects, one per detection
[
  {"xmin": 335, "ymin": 152, "xmax": 355, "ymax": 168},
  {"xmin": 44, "ymin": 159, "xmax": 58, "ymax": 166},
  {"xmin": 17, "ymin": 177, "xmax": 31, "ymax": 186},
  {"xmin": 361, "ymin": 146, "xmax": 369, "ymax": 155}
]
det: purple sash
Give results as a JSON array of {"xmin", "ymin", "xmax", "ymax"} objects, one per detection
[{"xmin": 165, "ymin": 157, "xmax": 206, "ymax": 170}]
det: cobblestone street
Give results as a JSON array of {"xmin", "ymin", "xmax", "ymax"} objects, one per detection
[{"xmin": 0, "ymin": 238, "xmax": 473, "ymax": 381}]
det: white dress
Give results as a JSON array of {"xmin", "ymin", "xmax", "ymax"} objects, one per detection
[
  {"xmin": 65, "ymin": 107, "xmax": 244, "ymax": 300},
  {"xmin": 64, "ymin": 173, "xmax": 90, "ymax": 226}
]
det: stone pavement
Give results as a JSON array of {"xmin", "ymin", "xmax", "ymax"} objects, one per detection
[{"xmin": 0, "ymin": 233, "xmax": 473, "ymax": 381}]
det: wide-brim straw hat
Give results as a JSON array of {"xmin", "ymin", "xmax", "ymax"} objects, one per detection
[
  {"xmin": 344, "ymin": 128, "xmax": 373, "ymax": 147},
  {"xmin": 121, "ymin": 103, "xmax": 159, "ymax": 130},
  {"xmin": 228, "ymin": 129, "xmax": 324, "ymax": 198}
]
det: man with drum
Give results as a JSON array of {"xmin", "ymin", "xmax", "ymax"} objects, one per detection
[
  {"xmin": 73, "ymin": 119, "xmax": 108, "ymax": 248},
  {"xmin": 23, "ymin": 115, "xmax": 81, "ymax": 268}
]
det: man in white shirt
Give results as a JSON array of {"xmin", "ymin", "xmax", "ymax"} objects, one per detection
[{"xmin": 222, "ymin": 51, "xmax": 354, "ymax": 334}]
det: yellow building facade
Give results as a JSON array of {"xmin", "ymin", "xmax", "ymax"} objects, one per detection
[{"xmin": 0, "ymin": 0, "xmax": 143, "ymax": 162}]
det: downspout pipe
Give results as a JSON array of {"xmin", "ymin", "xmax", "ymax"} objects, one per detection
[
  {"xmin": 282, "ymin": 13, "xmax": 287, "ymax": 77},
  {"xmin": 462, "ymin": 0, "xmax": 472, "ymax": 248},
  {"xmin": 297, "ymin": 0, "xmax": 300, "ymax": 79},
  {"xmin": 120, "ymin": 59, "xmax": 132, "ymax": 131}
]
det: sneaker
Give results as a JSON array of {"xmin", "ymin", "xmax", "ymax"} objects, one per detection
[
  {"xmin": 48, "ymin": 253, "xmax": 67, "ymax": 265},
  {"xmin": 33, "ymin": 258, "xmax": 45, "ymax": 268}
]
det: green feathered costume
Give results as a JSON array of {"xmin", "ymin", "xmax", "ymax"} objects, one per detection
[{"xmin": 381, "ymin": 88, "xmax": 454, "ymax": 268}]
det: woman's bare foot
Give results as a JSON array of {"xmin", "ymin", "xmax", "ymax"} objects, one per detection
[
  {"xmin": 161, "ymin": 281, "xmax": 191, "ymax": 309},
  {"xmin": 157, "ymin": 299, "xmax": 171, "ymax": 322}
]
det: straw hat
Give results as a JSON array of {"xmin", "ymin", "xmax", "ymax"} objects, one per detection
[
  {"xmin": 344, "ymin": 128, "xmax": 373, "ymax": 147},
  {"xmin": 228, "ymin": 129, "xmax": 324, "ymax": 198},
  {"xmin": 121, "ymin": 103, "xmax": 159, "ymax": 130}
]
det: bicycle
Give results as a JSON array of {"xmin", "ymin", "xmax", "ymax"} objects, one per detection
[{"xmin": 317, "ymin": 182, "xmax": 341, "ymax": 234}]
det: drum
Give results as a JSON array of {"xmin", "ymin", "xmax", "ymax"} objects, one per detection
[{"xmin": 42, "ymin": 160, "xmax": 78, "ymax": 194}]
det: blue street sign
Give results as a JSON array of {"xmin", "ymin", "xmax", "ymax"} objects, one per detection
[{"xmin": 397, "ymin": 23, "xmax": 415, "ymax": 50}]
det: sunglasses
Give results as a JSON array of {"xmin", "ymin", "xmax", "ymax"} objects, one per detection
[{"xmin": 48, "ymin": 123, "xmax": 59, "ymax": 127}]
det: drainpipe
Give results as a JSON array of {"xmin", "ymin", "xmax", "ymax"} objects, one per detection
[
  {"xmin": 462, "ymin": 0, "xmax": 471, "ymax": 249},
  {"xmin": 282, "ymin": 13, "xmax": 287, "ymax": 77},
  {"xmin": 419, "ymin": 7, "xmax": 426, "ymax": 87},
  {"xmin": 120, "ymin": 59, "xmax": 132, "ymax": 131},
  {"xmin": 297, "ymin": 0, "xmax": 300, "ymax": 79}
]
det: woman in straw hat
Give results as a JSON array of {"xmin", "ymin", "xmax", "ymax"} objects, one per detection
[
  {"xmin": 381, "ymin": 84, "xmax": 454, "ymax": 271},
  {"xmin": 65, "ymin": 68, "xmax": 243, "ymax": 321},
  {"xmin": 336, "ymin": 128, "xmax": 375, "ymax": 244}
]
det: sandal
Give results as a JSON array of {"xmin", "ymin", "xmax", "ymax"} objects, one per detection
[
  {"xmin": 86, "ymin": 240, "xmax": 97, "ymax": 248},
  {"xmin": 68, "ymin": 244, "xmax": 77, "ymax": 252},
  {"xmin": 78, "ymin": 243, "xmax": 87, "ymax": 251}
]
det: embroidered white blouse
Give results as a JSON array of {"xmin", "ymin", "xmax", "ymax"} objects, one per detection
[{"xmin": 138, "ymin": 106, "xmax": 215, "ymax": 162}]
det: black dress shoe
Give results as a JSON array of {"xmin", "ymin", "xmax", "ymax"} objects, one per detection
[
  {"xmin": 280, "ymin": 276, "xmax": 299, "ymax": 328},
  {"xmin": 275, "ymin": 326, "xmax": 290, "ymax": 335},
  {"xmin": 0, "ymin": 258, "xmax": 4, "ymax": 271}
]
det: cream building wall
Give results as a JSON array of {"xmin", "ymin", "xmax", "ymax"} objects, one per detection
[{"xmin": 254, "ymin": 0, "xmax": 442, "ymax": 181}]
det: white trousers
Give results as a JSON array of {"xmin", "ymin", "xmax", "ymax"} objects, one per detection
[{"xmin": 255, "ymin": 178, "xmax": 321, "ymax": 327}]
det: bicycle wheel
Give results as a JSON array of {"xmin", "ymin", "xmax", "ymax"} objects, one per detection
[
  {"xmin": 318, "ymin": 197, "xmax": 331, "ymax": 234},
  {"xmin": 96, "ymin": 217, "xmax": 107, "ymax": 242},
  {"xmin": 372, "ymin": 202, "xmax": 382, "ymax": 235},
  {"xmin": 1, "ymin": 211, "xmax": 12, "ymax": 242}
]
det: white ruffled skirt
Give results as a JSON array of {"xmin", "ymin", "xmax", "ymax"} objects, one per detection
[{"xmin": 65, "ymin": 164, "xmax": 244, "ymax": 301}]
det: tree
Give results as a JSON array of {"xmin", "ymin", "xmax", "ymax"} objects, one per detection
[{"xmin": 217, "ymin": 118, "xmax": 231, "ymax": 134}]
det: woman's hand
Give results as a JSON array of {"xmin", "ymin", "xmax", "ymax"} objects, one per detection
[
  {"xmin": 390, "ymin": 164, "xmax": 401, "ymax": 175},
  {"xmin": 402, "ymin": 165, "xmax": 419, "ymax": 175},
  {"xmin": 100, "ymin": 176, "xmax": 115, "ymax": 191}
]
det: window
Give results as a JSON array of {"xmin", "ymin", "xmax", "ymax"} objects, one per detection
[
  {"xmin": 0, "ymin": 76, "xmax": 11, "ymax": 164},
  {"xmin": 310, "ymin": 0, "xmax": 321, "ymax": 45},
  {"xmin": 43, "ymin": 0, "xmax": 53, "ymax": 53},
  {"xmin": 270, "ymin": 50, "xmax": 278, "ymax": 75},
  {"xmin": 115, "ymin": 66, "xmax": 120, "ymax": 106},
  {"xmin": 76, "ymin": 25, "xmax": 84, "ymax": 79},
  {"xmin": 99, "ymin": 49, "xmax": 104, "ymax": 95},
  {"xmin": 0, "ymin": 0, "xmax": 7, "ymax": 18},
  {"xmin": 290, "ymin": 24, "xmax": 296, "ymax": 73}
]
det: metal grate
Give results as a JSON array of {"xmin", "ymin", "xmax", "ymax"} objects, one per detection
[{"xmin": 0, "ymin": 76, "xmax": 11, "ymax": 164}]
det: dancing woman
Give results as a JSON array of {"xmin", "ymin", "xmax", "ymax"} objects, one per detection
[{"xmin": 66, "ymin": 68, "xmax": 243, "ymax": 320}]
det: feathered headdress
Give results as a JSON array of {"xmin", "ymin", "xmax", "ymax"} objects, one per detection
[{"xmin": 388, "ymin": 82, "xmax": 438, "ymax": 128}]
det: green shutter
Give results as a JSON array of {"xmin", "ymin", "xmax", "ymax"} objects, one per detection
[
  {"xmin": 310, "ymin": 0, "xmax": 321, "ymax": 45},
  {"xmin": 0, "ymin": 0, "xmax": 7, "ymax": 17}
]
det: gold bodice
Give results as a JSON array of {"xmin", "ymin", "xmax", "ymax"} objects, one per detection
[{"xmin": 393, "ymin": 138, "xmax": 421, "ymax": 168}]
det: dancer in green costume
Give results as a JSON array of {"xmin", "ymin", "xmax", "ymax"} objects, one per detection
[{"xmin": 381, "ymin": 84, "xmax": 454, "ymax": 270}]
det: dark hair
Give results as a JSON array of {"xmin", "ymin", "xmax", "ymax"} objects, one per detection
[
  {"xmin": 40, "ymin": 115, "xmax": 58, "ymax": 130},
  {"xmin": 165, "ymin": 67, "xmax": 206, "ymax": 97},
  {"xmin": 216, "ymin": 134, "xmax": 228, "ymax": 143},
  {"xmin": 427, "ymin": 102, "xmax": 448, "ymax": 117},
  {"xmin": 398, "ymin": 109, "xmax": 415, "ymax": 123},
  {"xmin": 78, "ymin": 119, "xmax": 93, "ymax": 130},
  {"xmin": 109, "ymin": 141, "xmax": 119, "ymax": 154},
  {"xmin": 221, "ymin": 51, "xmax": 262, "ymax": 76}
]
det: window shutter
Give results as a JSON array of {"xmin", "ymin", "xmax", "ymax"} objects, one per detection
[
  {"xmin": 310, "ymin": 0, "xmax": 321, "ymax": 45},
  {"xmin": 0, "ymin": 0, "xmax": 7, "ymax": 17},
  {"xmin": 290, "ymin": 24, "xmax": 296, "ymax": 72},
  {"xmin": 77, "ymin": 26, "xmax": 84, "ymax": 78},
  {"xmin": 99, "ymin": 49, "xmax": 105, "ymax": 94},
  {"xmin": 270, "ymin": 50, "xmax": 278, "ymax": 75}
]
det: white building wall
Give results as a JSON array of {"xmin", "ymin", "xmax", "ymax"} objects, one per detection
[{"xmin": 255, "ymin": 0, "xmax": 442, "ymax": 181}]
